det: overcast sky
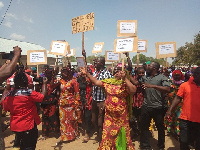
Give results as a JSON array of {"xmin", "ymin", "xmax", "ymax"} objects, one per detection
[{"xmin": 0, "ymin": 0, "xmax": 200, "ymax": 62}]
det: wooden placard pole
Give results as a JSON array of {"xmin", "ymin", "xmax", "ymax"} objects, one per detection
[
  {"xmin": 137, "ymin": 52, "xmax": 140, "ymax": 67},
  {"xmin": 82, "ymin": 32, "xmax": 84, "ymax": 52},
  {"xmin": 37, "ymin": 65, "xmax": 39, "ymax": 77},
  {"xmin": 165, "ymin": 57, "xmax": 168, "ymax": 67},
  {"xmin": 122, "ymin": 53, "xmax": 125, "ymax": 71},
  {"xmin": 112, "ymin": 62, "xmax": 114, "ymax": 74}
]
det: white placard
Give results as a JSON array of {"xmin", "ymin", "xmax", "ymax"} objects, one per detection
[
  {"xmin": 51, "ymin": 42, "xmax": 66, "ymax": 54},
  {"xmin": 30, "ymin": 52, "xmax": 45, "ymax": 63},
  {"xmin": 94, "ymin": 44, "xmax": 103, "ymax": 51},
  {"xmin": 76, "ymin": 57, "xmax": 86, "ymax": 68},
  {"xmin": 107, "ymin": 52, "xmax": 120, "ymax": 61},
  {"xmin": 116, "ymin": 38, "xmax": 134, "ymax": 52},
  {"xmin": 120, "ymin": 22, "xmax": 135, "ymax": 34},
  {"xmin": 159, "ymin": 44, "xmax": 174, "ymax": 54},
  {"xmin": 138, "ymin": 41, "xmax": 146, "ymax": 51}
]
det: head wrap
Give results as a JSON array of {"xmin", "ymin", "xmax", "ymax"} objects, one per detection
[
  {"xmin": 116, "ymin": 63, "xmax": 126, "ymax": 69},
  {"xmin": 61, "ymin": 67, "xmax": 71, "ymax": 72},
  {"xmin": 172, "ymin": 69, "xmax": 184, "ymax": 80}
]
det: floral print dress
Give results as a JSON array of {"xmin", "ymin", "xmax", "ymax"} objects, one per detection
[
  {"xmin": 98, "ymin": 82, "xmax": 134, "ymax": 150},
  {"xmin": 59, "ymin": 79, "xmax": 81, "ymax": 141}
]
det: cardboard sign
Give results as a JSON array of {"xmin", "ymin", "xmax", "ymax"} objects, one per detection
[
  {"xmin": 76, "ymin": 57, "xmax": 86, "ymax": 68},
  {"xmin": 137, "ymin": 40, "xmax": 148, "ymax": 52},
  {"xmin": 49, "ymin": 41, "xmax": 70, "ymax": 56},
  {"xmin": 27, "ymin": 50, "xmax": 47, "ymax": 65},
  {"xmin": 72, "ymin": 12, "xmax": 94, "ymax": 34},
  {"xmin": 114, "ymin": 37, "xmax": 138, "ymax": 53},
  {"xmin": 66, "ymin": 48, "xmax": 75, "ymax": 57},
  {"xmin": 155, "ymin": 42, "xmax": 176, "ymax": 59},
  {"xmin": 92, "ymin": 42, "xmax": 104, "ymax": 53},
  {"xmin": 117, "ymin": 20, "xmax": 137, "ymax": 37},
  {"xmin": 105, "ymin": 51, "xmax": 121, "ymax": 62}
]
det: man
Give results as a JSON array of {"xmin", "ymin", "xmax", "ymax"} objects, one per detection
[
  {"xmin": 167, "ymin": 67, "xmax": 200, "ymax": 150},
  {"xmin": 0, "ymin": 46, "xmax": 22, "ymax": 150},
  {"xmin": 139, "ymin": 61, "xmax": 170, "ymax": 150},
  {"xmin": 91, "ymin": 56, "xmax": 112, "ymax": 143}
]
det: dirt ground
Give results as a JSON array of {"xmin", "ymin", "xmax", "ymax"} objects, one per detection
[{"xmin": 2, "ymin": 114, "xmax": 180, "ymax": 150}]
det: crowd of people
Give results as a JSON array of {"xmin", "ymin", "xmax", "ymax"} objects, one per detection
[{"xmin": 0, "ymin": 47, "xmax": 200, "ymax": 150}]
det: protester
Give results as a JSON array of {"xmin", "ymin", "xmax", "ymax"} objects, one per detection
[
  {"xmin": 165, "ymin": 69, "xmax": 184, "ymax": 138},
  {"xmin": 0, "ymin": 46, "xmax": 22, "ymax": 150},
  {"xmin": 139, "ymin": 62, "xmax": 170, "ymax": 150},
  {"xmin": 90, "ymin": 57, "xmax": 112, "ymax": 144},
  {"xmin": 57, "ymin": 67, "xmax": 81, "ymax": 145},
  {"xmin": 40, "ymin": 68, "xmax": 60, "ymax": 140},
  {"xmin": 2, "ymin": 71, "xmax": 47, "ymax": 150},
  {"xmin": 77, "ymin": 67, "xmax": 93, "ymax": 142},
  {"xmin": 80, "ymin": 64, "xmax": 136, "ymax": 150},
  {"xmin": 166, "ymin": 67, "xmax": 200, "ymax": 150},
  {"xmin": 130, "ymin": 67, "xmax": 145, "ymax": 138}
]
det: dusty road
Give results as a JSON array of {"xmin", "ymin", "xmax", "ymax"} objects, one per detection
[{"xmin": 2, "ymin": 115, "xmax": 179, "ymax": 150}]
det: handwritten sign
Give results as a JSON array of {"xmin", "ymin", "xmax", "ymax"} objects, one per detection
[
  {"xmin": 76, "ymin": 57, "xmax": 86, "ymax": 68},
  {"xmin": 49, "ymin": 41, "xmax": 70, "ymax": 56},
  {"xmin": 117, "ymin": 20, "xmax": 137, "ymax": 37},
  {"xmin": 92, "ymin": 42, "xmax": 104, "ymax": 53},
  {"xmin": 114, "ymin": 37, "xmax": 138, "ymax": 53},
  {"xmin": 27, "ymin": 50, "xmax": 47, "ymax": 65},
  {"xmin": 105, "ymin": 51, "xmax": 121, "ymax": 62},
  {"xmin": 137, "ymin": 40, "xmax": 148, "ymax": 52},
  {"xmin": 72, "ymin": 12, "xmax": 94, "ymax": 34},
  {"xmin": 66, "ymin": 48, "xmax": 75, "ymax": 57},
  {"xmin": 156, "ymin": 42, "xmax": 176, "ymax": 59}
]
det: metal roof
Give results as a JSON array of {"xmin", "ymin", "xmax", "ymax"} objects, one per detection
[{"xmin": 0, "ymin": 37, "xmax": 55, "ymax": 58}]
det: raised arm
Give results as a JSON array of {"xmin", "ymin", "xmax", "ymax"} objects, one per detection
[
  {"xmin": 121, "ymin": 71, "xmax": 136, "ymax": 95},
  {"xmin": 80, "ymin": 67, "xmax": 103, "ymax": 87},
  {"xmin": 0, "ymin": 46, "xmax": 21, "ymax": 83}
]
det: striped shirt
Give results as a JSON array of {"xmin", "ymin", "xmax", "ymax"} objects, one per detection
[{"xmin": 92, "ymin": 68, "xmax": 112, "ymax": 101}]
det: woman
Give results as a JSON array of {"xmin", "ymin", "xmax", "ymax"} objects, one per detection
[
  {"xmin": 77, "ymin": 67, "xmax": 93, "ymax": 142},
  {"xmin": 165, "ymin": 69, "xmax": 184, "ymax": 138},
  {"xmin": 40, "ymin": 69, "xmax": 60, "ymax": 140},
  {"xmin": 80, "ymin": 66, "xmax": 136, "ymax": 150},
  {"xmin": 58, "ymin": 67, "xmax": 81, "ymax": 144},
  {"xmin": 3, "ymin": 71, "xmax": 47, "ymax": 150}
]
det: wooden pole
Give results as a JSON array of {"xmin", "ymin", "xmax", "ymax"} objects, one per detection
[
  {"xmin": 37, "ymin": 65, "xmax": 39, "ymax": 77},
  {"xmin": 137, "ymin": 52, "xmax": 140, "ymax": 67},
  {"xmin": 122, "ymin": 53, "xmax": 125, "ymax": 71},
  {"xmin": 82, "ymin": 32, "xmax": 84, "ymax": 52},
  {"xmin": 165, "ymin": 57, "xmax": 168, "ymax": 67},
  {"xmin": 112, "ymin": 62, "xmax": 114, "ymax": 74}
]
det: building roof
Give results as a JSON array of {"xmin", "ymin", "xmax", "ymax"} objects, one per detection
[{"xmin": 0, "ymin": 37, "xmax": 55, "ymax": 58}]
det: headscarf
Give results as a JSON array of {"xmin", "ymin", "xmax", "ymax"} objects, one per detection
[
  {"xmin": 116, "ymin": 63, "xmax": 126, "ymax": 69},
  {"xmin": 172, "ymin": 69, "xmax": 184, "ymax": 80}
]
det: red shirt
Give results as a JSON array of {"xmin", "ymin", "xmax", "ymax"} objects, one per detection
[
  {"xmin": 3, "ymin": 89, "xmax": 44, "ymax": 132},
  {"xmin": 177, "ymin": 77, "xmax": 200, "ymax": 123}
]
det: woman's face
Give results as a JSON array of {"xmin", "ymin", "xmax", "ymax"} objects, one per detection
[
  {"xmin": 113, "ymin": 67, "xmax": 122, "ymax": 80},
  {"xmin": 61, "ymin": 69, "xmax": 71, "ymax": 79},
  {"xmin": 173, "ymin": 74, "xmax": 181, "ymax": 81}
]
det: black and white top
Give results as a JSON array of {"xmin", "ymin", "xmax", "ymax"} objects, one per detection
[{"xmin": 92, "ymin": 68, "xmax": 112, "ymax": 101}]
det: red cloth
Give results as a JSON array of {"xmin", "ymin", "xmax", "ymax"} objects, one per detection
[
  {"xmin": 177, "ymin": 76, "xmax": 200, "ymax": 123},
  {"xmin": 3, "ymin": 90, "xmax": 44, "ymax": 132},
  {"xmin": 172, "ymin": 70, "xmax": 184, "ymax": 80}
]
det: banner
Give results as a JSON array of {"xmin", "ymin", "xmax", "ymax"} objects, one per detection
[
  {"xmin": 117, "ymin": 20, "xmax": 137, "ymax": 37},
  {"xmin": 92, "ymin": 42, "xmax": 104, "ymax": 53},
  {"xmin": 137, "ymin": 40, "xmax": 148, "ymax": 52},
  {"xmin": 105, "ymin": 51, "xmax": 121, "ymax": 62},
  {"xmin": 49, "ymin": 41, "xmax": 70, "ymax": 56}
]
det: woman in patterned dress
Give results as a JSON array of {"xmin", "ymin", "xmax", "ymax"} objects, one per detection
[
  {"xmin": 80, "ymin": 66, "xmax": 136, "ymax": 150},
  {"xmin": 57, "ymin": 67, "xmax": 81, "ymax": 145},
  {"xmin": 165, "ymin": 69, "xmax": 184, "ymax": 138},
  {"xmin": 40, "ymin": 68, "xmax": 60, "ymax": 140}
]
